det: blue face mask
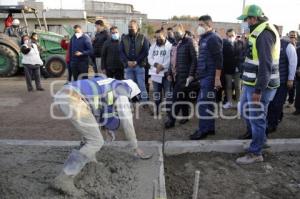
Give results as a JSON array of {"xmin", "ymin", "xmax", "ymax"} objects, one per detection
[{"xmin": 111, "ymin": 33, "xmax": 120, "ymax": 40}]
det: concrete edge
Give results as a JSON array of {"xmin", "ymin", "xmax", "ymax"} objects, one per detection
[
  {"xmin": 0, "ymin": 139, "xmax": 162, "ymax": 147},
  {"xmin": 164, "ymin": 139, "xmax": 300, "ymax": 155},
  {"xmin": 0, "ymin": 139, "xmax": 168, "ymax": 199}
]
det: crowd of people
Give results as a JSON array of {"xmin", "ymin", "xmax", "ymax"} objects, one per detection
[
  {"xmin": 55, "ymin": 4, "xmax": 300, "ymax": 165},
  {"xmin": 48, "ymin": 4, "xmax": 300, "ymax": 195}
]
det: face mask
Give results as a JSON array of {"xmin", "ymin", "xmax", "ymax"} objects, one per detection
[
  {"xmin": 174, "ymin": 31, "xmax": 183, "ymax": 41},
  {"xmin": 75, "ymin": 32, "xmax": 83, "ymax": 39},
  {"xmin": 24, "ymin": 40, "xmax": 29, "ymax": 45},
  {"xmin": 241, "ymin": 22, "xmax": 250, "ymax": 34},
  {"xmin": 197, "ymin": 26, "xmax": 206, "ymax": 36},
  {"xmin": 228, "ymin": 37, "xmax": 235, "ymax": 43},
  {"xmin": 111, "ymin": 33, "xmax": 120, "ymax": 40}
]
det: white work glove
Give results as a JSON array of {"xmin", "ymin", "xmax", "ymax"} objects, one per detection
[{"xmin": 185, "ymin": 76, "xmax": 194, "ymax": 87}]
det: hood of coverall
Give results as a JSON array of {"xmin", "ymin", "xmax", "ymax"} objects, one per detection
[{"xmin": 122, "ymin": 79, "xmax": 141, "ymax": 99}]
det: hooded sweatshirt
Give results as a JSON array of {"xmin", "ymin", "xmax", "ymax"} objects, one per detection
[{"xmin": 148, "ymin": 40, "xmax": 172, "ymax": 76}]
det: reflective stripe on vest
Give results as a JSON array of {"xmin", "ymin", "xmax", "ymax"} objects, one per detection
[{"xmin": 242, "ymin": 21, "xmax": 280, "ymax": 88}]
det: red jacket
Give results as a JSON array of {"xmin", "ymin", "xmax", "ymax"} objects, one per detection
[{"xmin": 60, "ymin": 39, "xmax": 70, "ymax": 63}]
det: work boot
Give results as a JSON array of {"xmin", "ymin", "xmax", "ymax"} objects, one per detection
[
  {"xmin": 164, "ymin": 119, "xmax": 175, "ymax": 129},
  {"xmin": 266, "ymin": 126, "xmax": 277, "ymax": 135},
  {"xmin": 236, "ymin": 153, "xmax": 264, "ymax": 165},
  {"xmin": 189, "ymin": 130, "xmax": 208, "ymax": 140},
  {"xmin": 238, "ymin": 132, "xmax": 252, "ymax": 140},
  {"xmin": 51, "ymin": 172, "xmax": 83, "ymax": 197}
]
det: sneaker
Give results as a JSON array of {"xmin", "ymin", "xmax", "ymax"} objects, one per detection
[
  {"xmin": 37, "ymin": 88, "xmax": 45, "ymax": 91},
  {"xmin": 236, "ymin": 153, "xmax": 264, "ymax": 165},
  {"xmin": 223, "ymin": 102, "xmax": 233, "ymax": 109}
]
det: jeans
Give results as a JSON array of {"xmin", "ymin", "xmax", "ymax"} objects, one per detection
[
  {"xmin": 295, "ymin": 80, "xmax": 300, "ymax": 111},
  {"xmin": 197, "ymin": 77, "xmax": 216, "ymax": 133},
  {"xmin": 152, "ymin": 77, "xmax": 172, "ymax": 113},
  {"xmin": 267, "ymin": 84, "xmax": 288, "ymax": 128},
  {"xmin": 125, "ymin": 66, "xmax": 148, "ymax": 102},
  {"xmin": 240, "ymin": 85, "xmax": 277, "ymax": 155},
  {"xmin": 71, "ymin": 60, "xmax": 89, "ymax": 81}
]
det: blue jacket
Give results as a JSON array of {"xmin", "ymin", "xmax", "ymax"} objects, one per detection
[
  {"xmin": 69, "ymin": 34, "xmax": 93, "ymax": 63},
  {"xmin": 198, "ymin": 32, "xmax": 223, "ymax": 79},
  {"xmin": 68, "ymin": 77, "xmax": 132, "ymax": 130}
]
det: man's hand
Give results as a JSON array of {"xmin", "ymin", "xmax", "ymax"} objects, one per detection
[
  {"xmin": 252, "ymin": 93, "xmax": 262, "ymax": 103},
  {"xmin": 287, "ymin": 80, "xmax": 294, "ymax": 90},
  {"xmin": 128, "ymin": 61, "xmax": 137, "ymax": 68},
  {"xmin": 134, "ymin": 148, "xmax": 153, "ymax": 160},
  {"xmin": 156, "ymin": 64, "xmax": 164, "ymax": 74},
  {"xmin": 167, "ymin": 75, "xmax": 173, "ymax": 82},
  {"xmin": 185, "ymin": 76, "xmax": 194, "ymax": 87},
  {"xmin": 214, "ymin": 78, "xmax": 222, "ymax": 90},
  {"xmin": 75, "ymin": 51, "xmax": 82, "ymax": 56}
]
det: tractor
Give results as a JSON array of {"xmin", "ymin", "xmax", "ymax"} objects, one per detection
[{"xmin": 0, "ymin": 5, "xmax": 67, "ymax": 77}]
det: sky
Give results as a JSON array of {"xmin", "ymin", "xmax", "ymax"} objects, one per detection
[{"xmin": 1, "ymin": 0, "xmax": 299, "ymax": 34}]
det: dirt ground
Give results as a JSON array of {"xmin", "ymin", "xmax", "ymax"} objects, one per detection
[
  {"xmin": 165, "ymin": 151, "xmax": 300, "ymax": 199},
  {"xmin": 0, "ymin": 77, "xmax": 300, "ymax": 141},
  {"xmin": 0, "ymin": 144, "xmax": 160, "ymax": 199}
]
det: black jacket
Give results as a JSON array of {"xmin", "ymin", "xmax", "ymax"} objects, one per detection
[
  {"xmin": 93, "ymin": 30, "xmax": 110, "ymax": 57},
  {"xmin": 168, "ymin": 37, "xmax": 197, "ymax": 87},
  {"xmin": 101, "ymin": 39, "xmax": 123, "ymax": 70},
  {"xmin": 223, "ymin": 39, "xmax": 236, "ymax": 74}
]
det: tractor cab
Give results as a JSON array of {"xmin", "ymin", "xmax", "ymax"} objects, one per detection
[{"xmin": 0, "ymin": 5, "xmax": 66, "ymax": 77}]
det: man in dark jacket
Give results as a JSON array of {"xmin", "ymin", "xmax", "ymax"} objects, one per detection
[
  {"xmin": 93, "ymin": 20, "xmax": 110, "ymax": 73},
  {"xmin": 165, "ymin": 24, "xmax": 197, "ymax": 128},
  {"xmin": 189, "ymin": 15, "xmax": 223, "ymax": 140},
  {"xmin": 101, "ymin": 26, "xmax": 124, "ymax": 80},
  {"xmin": 120, "ymin": 19, "xmax": 150, "ymax": 102},
  {"xmin": 222, "ymin": 29, "xmax": 241, "ymax": 109},
  {"xmin": 69, "ymin": 25, "xmax": 93, "ymax": 81}
]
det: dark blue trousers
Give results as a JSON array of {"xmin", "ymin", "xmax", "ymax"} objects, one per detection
[{"xmin": 267, "ymin": 84, "xmax": 288, "ymax": 128}]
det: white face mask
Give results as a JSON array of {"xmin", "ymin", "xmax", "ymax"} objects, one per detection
[
  {"xmin": 24, "ymin": 40, "xmax": 29, "ymax": 45},
  {"xmin": 197, "ymin": 26, "xmax": 206, "ymax": 36},
  {"xmin": 228, "ymin": 37, "xmax": 235, "ymax": 43},
  {"xmin": 241, "ymin": 22, "xmax": 250, "ymax": 34},
  {"xmin": 75, "ymin": 32, "xmax": 83, "ymax": 39}
]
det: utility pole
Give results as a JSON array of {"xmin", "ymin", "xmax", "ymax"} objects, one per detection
[{"xmin": 242, "ymin": 0, "xmax": 246, "ymax": 12}]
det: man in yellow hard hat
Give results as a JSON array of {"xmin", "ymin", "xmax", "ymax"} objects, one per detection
[{"xmin": 236, "ymin": 5, "xmax": 280, "ymax": 164}]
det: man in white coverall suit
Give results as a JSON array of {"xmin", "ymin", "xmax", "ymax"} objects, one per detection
[{"xmin": 52, "ymin": 76, "xmax": 151, "ymax": 195}]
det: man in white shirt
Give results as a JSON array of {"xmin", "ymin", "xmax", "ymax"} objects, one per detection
[{"xmin": 148, "ymin": 29, "xmax": 173, "ymax": 115}]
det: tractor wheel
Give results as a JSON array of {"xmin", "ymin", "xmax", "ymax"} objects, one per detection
[
  {"xmin": 0, "ymin": 45, "xmax": 18, "ymax": 77},
  {"xmin": 45, "ymin": 56, "xmax": 66, "ymax": 77}
]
